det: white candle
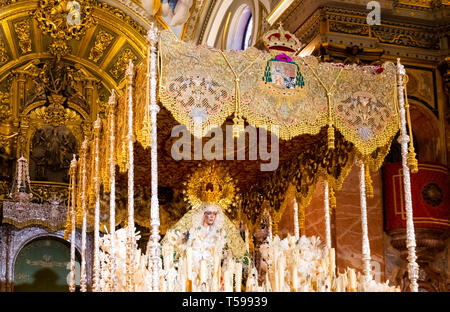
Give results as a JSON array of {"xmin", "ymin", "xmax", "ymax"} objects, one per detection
[
  {"xmin": 341, "ymin": 274, "xmax": 347, "ymax": 292},
  {"xmin": 200, "ymin": 259, "xmax": 207, "ymax": 285},
  {"xmin": 329, "ymin": 248, "xmax": 336, "ymax": 275},
  {"xmin": 292, "ymin": 266, "xmax": 298, "ymax": 291},
  {"xmin": 224, "ymin": 270, "xmax": 232, "ymax": 292},
  {"xmin": 325, "ymin": 276, "xmax": 331, "ymax": 292},
  {"xmin": 348, "ymin": 269, "xmax": 356, "ymax": 291},
  {"xmin": 235, "ymin": 263, "xmax": 242, "ymax": 292},
  {"xmin": 186, "ymin": 247, "xmax": 192, "ymax": 281},
  {"xmin": 335, "ymin": 276, "xmax": 341, "ymax": 292}
]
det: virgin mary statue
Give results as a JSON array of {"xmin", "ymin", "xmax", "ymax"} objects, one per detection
[{"xmin": 162, "ymin": 164, "xmax": 248, "ymax": 270}]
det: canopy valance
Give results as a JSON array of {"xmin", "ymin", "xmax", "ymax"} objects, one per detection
[{"xmin": 157, "ymin": 30, "xmax": 399, "ymax": 157}]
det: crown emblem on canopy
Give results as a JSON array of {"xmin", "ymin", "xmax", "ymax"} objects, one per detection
[
  {"xmin": 183, "ymin": 163, "xmax": 238, "ymax": 211},
  {"xmin": 263, "ymin": 22, "xmax": 302, "ymax": 54}
]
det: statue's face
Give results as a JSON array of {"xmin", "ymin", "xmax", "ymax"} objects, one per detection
[{"xmin": 203, "ymin": 210, "xmax": 217, "ymax": 226}]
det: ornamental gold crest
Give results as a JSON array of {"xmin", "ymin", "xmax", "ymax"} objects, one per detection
[{"xmin": 33, "ymin": 0, "xmax": 95, "ymax": 57}]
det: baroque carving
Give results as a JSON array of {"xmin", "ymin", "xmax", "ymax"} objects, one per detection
[
  {"xmin": 2, "ymin": 201, "xmax": 67, "ymax": 232},
  {"xmin": 299, "ymin": 6, "xmax": 443, "ymax": 51},
  {"xmin": 88, "ymin": 30, "xmax": 114, "ymax": 63},
  {"xmin": 0, "ymin": 91, "xmax": 11, "ymax": 120},
  {"xmin": 30, "ymin": 182, "xmax": 69, "ymax": 204},
  {"xmin": 25, "ymin": 58, "xmax": 89, "ymax": 113},
  {"xmin": 394, "ymin": 0, "xmax": 450, "ymax": 10},
  {"xmin": 329, "ymin": 21, "xmax": 370, "ymax": 36},
  {"xmin": 33, "ymin": 0, "xmax": 95, "ymax": 57},
  {"xmin": 110, "ymin": 48, "xmax": 138, "ymax": 80},
  {"xmin": 0, "ymin": 39, "xmax": 9, "ymax": 65},
  {"xmin": 95, "ymin": 1, "xmax": 147, "ymax": 36},
  {"xmin": 13, "ymin": 20, "xmax": 32, "ymax": 55},
  {"xmin": 0, "ymin": 0, "xmax": 16, "ymax": 6}
]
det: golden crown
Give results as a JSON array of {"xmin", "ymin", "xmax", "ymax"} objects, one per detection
[
  {"xmin": 263, "ymin": 22, "xmax": 302, "ymax": 54},
  {"xmin": 183, "ymin": 163, "xmax": 238, "ymax": 211}
]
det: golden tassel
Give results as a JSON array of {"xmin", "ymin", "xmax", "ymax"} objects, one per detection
[
  {"xmin": 364, "ymin": 164, "xmax": 374, "ymax": 199},
  {"xmin": 64, "ymin": 176, "xmax": 72, "ymax": 240},
  {"xmin": 407, "ymin": 145, "xmax": 419, "ymax": 173},
  {"xmin": 65, "ymin": 159, "xmax": 77, "ymax": 240},
  {"xmin": 403, "ymin": 75, "xmax": 419, "ymax": 174},
  {"xmin": 328, "ymin": 184, "xmax": 336, "ymax": 214},
  {"xmin": 327, "ymin": 124, "xmax": 335, "ymax": 150},
  {"xmin": 233, "ymin": 115, "xmax": 245, "ymax": 138}
]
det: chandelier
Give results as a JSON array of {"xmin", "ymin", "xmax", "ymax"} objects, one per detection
[{"xmin": 9, "ymin": 156, "xmax": 33, "ymax": 203}]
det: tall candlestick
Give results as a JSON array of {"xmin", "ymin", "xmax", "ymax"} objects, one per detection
[
  {"xmin": 92, "ymin": 116, "xmax": 101, "ymax": 292},
  {"xmin": 396, "ymin": 59, "xmax": 419, "ymax": 292},
  {"xmin": 79, "ymin": 139, "xmax": 88, "ymax": 292},
  {"xmin": 108, "ymin": 90, "xmax": 117, "ymax": 291},
  {"xmin": 69, "ymin": 156, "xmax": 77, "ymax": 292},
  {"xmin": 125, "ymin": 59, "xmax": 135, "ymax": 292},
  {"xmin": 358, "ymin": 160, "xmax": 372, "ymax": 283},
  {"xmin": 323, "ymin": 181, "xmax": 332, "ymax": 249},
  {"xmin": 147, "ymin": 23, "xmax": 161, "ymax": 292}
]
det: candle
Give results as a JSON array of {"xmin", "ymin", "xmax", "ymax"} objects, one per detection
[
  {"xmin": 342, "ymin": 274, "xmax": 347, "ymax": 292},
  {"xmin": 235, "ymin": 263, "xmax": 242, "ymax": 292},
  {"xmin": 200, "ymin": 259, "xmax": 207, "ymax": 285},
  {"xmin": 348, "ymin": 269, "xmax": 356, "ymax": 291},
  {"xmin": 186, "ymin": 247, "xmax": 192, "ymax": 281},
  {"xmin": 161, "ymin": 275, "xmax": 167, "ymax": 292},
  {"xmin": 335, "ymin": 276, "xmax": 341, "ymax": 292},
  {"xmin": 325, "ymin": 277, "xmax": 331, "ymax": 292},
  {"xmin": 224, "ymin": 270, "xmax": 232, "ymax": 292},
  {"xmin": 292, "ymin": 266, "xmax": 298, "ymax": 291},
  {"xmin": 163, "ymin": 245, "xmax": 173, "ymax": 270},
  {"xmin": 329, "ymin": 248, "xmax": 336, "ymax": 275},
  {"xmin": 321, "ymin": 258, "xmax": 327, "ymax": 274},
  {"xmin": 213, "ymin": 249, "xmax": 220, "ymax": 292}
]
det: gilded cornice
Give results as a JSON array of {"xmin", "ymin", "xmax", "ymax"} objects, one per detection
[
  {"xmin": 394, "ymin": 0, "xmax": 450, "ymax": 10},
  {"xmin": 287, "ymin": 5, "xmax": 443, "ymax": 52}
]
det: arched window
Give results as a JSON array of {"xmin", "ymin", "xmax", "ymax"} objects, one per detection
[
  {"xmin": 242, "ymin": 14, "xmax": 253, "ymax": 50},
  {"xmin": 227, "ymin": 5, "xmax": 254, "ymax": 50}
]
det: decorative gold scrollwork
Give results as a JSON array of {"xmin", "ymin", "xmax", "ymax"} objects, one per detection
[{"xmin": 33, "ymin": 0, "xmax": 95, "ymax": 57}]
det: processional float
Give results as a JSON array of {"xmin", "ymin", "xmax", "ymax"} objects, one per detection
[{"xmin": 64, "ymin": 23, "xmax": 420, "ymax": 292}]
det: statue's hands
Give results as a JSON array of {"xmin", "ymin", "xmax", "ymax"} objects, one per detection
[{"xmin": 170, "ymin": 0, "xmax": 193, "ymax": 26}]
